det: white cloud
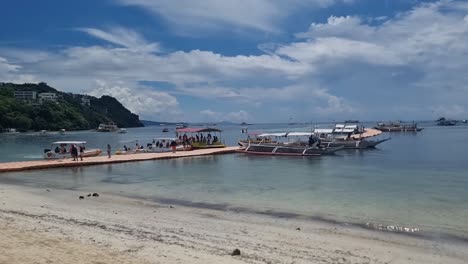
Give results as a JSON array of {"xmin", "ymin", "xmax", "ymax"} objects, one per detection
[
  {"xmin": 432, "ymin": 104, "xmax": 467, "ymax": 118},
  {"xmin": 0, "ymin": 56, "xmax": 37, "ymax": 83},
  {"xmin": 116, "ymin": 0, "xmax": 356, "ymax": 33},
  {"xmin": 200, "ymin": 109, "xmax": 251, "ymax": 122},
  {"xmin": 2, "ymin": 1, "xmax": 468, "ymax": 121},
  {"xmin": 77, "ymin": 27, "xmax": 160, "ymax": 52},
  {"xmin": 87, "ymin": 80, "xmax": 180, "ymax": 120}
]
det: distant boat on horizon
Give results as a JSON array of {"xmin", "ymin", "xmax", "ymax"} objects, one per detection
[{"xmin": 374, "ymin": 121, "xmax": 422, "ymax": 132}]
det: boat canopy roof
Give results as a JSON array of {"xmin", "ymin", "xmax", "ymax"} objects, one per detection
[
  {"xmin": 176, "ymin": 127, "xmax": 222, "ymax": 133},
  {"xmin": 52, "ymin": 141, "xmax": 86, "ymax": 145},
  {"xmin": 315, "ymin": 128, "xmax": 356, "ymax": 134},
  {"xmin": 287, "ymin": 132, "xmax": 314, "ymax": 137},
  {"xmin": 258, "ymin": 133, "xmax": 287, "ymax": 138},
  {"xmin": 154, "ymin": 137, "xmax": 178, "ymax": 141}
]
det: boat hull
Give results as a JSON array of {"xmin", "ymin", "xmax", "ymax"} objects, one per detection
[
  {"xmin": 191, "ymin": 142, "xmax": 226, "ymax": 149},
  {"xmin": 44, "ymin": 149, "xmax": 102, "ymax": 159},
  {"xmin": 374, "ymin": 126, "xmax": 422, "ymax": 132},
  {"xmin": 321, "ymin": 138, "xmax": 390, "ymax": 149},
  {"xmin": 237, "ymin": 144, "xmax": 343, "ymax": 156}
]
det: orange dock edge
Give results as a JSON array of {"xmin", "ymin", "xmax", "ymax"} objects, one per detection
[{"xmin": 0, "ymin": 146, "xmax": 240, "ymax": 173}]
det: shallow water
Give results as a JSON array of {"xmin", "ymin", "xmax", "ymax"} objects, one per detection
[{"xmin": 1, "ymin": 123, "xmax": 468, "ymax": 240}]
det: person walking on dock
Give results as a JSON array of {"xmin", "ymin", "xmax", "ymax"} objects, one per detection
[
  {"xmin": 79, "ymin": 145, "xmax": 84, "ymax": 161},
  {"xmin": 71, "ymin": 144, "xmax": 78, "ymax": 161},
  {"xmin": 107, "ymin": 144, "xmax": 111, "ymax": 158}
]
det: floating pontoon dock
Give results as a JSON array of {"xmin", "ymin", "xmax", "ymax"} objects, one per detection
[{"xmin": 0, "ymin": 147, "xmax": 239, "ymax": 173}]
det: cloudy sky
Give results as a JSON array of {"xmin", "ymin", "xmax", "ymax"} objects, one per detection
[{"xmin": 1, "ymin": 0, "xmax": 467, "ymax": 122}]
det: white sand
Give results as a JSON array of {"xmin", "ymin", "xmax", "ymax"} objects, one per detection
[{"xmin": 0, "ymin": 184, "xmax": 467, "ymax": 264}]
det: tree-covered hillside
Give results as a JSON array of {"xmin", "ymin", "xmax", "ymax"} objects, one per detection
[{"xmin": 0, "ymin": 82, "xmax": 143, "ymax": 131}]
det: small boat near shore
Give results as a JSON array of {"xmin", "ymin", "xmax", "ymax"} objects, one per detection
[
  {"xmin": 117, "ymin": 128, "xmax": 128, "ymax": 134},
  {"xmin": 43, "ymin": 141, "xmax": 102, "ymax": 159},
  {"xmin": 97, "ymin": 122, "xmax": 119, "ymax": 132},
  {"xmin": 2, "ymin": 128, "xmax": 19, "ymax": 135}
]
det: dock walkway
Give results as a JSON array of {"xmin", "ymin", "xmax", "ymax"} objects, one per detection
[{"xmin": 0, "ymin": 147, "xmax": 239, "ymax": 173}]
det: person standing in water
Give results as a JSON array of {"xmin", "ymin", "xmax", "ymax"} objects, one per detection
[{"xmin": 107, "ymin": 144, "xmax": 111, "ymax": 158}]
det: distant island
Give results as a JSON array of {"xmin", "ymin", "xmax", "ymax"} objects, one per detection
[{"xmin": 0, "ymin": 82, "xmax": 143, "ymax": 132}]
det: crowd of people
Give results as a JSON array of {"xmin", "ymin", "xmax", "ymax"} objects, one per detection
[{"xmin": 178, "ymin": 133, "xmax": 219, "ymax": 146}]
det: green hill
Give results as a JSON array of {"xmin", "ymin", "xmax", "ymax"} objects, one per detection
[{"xmin": 0, "ymin": 82, "xmax": 143, "ymax": 131}]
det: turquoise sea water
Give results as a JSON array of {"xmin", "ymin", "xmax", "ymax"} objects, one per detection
[{"xmin": 1, "ymin": 123, "xmax": 467, "ymax": 241}]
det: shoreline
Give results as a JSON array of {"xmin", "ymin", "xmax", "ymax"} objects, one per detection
[
  {"xmin": 1, "ymin": 183, "xmax": 467, "ymax": 263},
  {"xmin": 2, "ymin": 173, "xmax": 468, "ymax": 245}
]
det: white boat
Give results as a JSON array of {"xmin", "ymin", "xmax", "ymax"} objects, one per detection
[
  {"xmin": 59, "ymin": 129, "xmax": 66, "ymax": 135},
  {"xmin": 97, "ymin": 122, "xmax": 119, "ymax": 132},
  {"xmin": 147, "ymin": 137, "xmax": 191, "ymax": 152},
  {"xmin": 2, "ymin": 128, "xmax": 19, "ymax": 135},
  {"xmin": 115, "ymin": 138, "xmax": 190, "ymax": 155},
  {"xmin": 117, "ymin": 128, "xmax": 128, "ymax": 134},
  {"xmin": 43, "ymin": 141, "xmax": 102, "ymax": 159},
  {"xmin": 38, "ymin": 130, "xmax": 48, "ymax": 136}
]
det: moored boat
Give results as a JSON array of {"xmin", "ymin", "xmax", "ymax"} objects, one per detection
[
  {"xmin": 2, "ymin": 128, "xmax": 19, "ymax": 135},
  {"xmin": 176, "ymin": 127, "xmax": 226, "ymax": 149},
  {"xmin": 237, "ymin": 132, "xmax": 343, "ymax": 156},
  {"xmin": 97, "ymin": 122, "xmax": 119, "ymax": 132},
  {"xmin": 117, "ymin": 128, "xmax": 128, "ymax": 134},
  {"xmin": 43, "ymin": 141, "xmax": 102, "ymax": 159},
  {"xmin": 162, "ymin": 128, "xmax": 169, "ymax": 133},
  {"xmin": 437, "ymin": 117, "xmax": 457, "ymax": 126}
]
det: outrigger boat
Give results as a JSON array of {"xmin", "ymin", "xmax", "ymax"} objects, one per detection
[
  {"xmin": 43, "ymin": 141, "xmax": 102, "ymax": 159},
  {"xmin": 237, "ymin": 132, "xmax": 343, "ymax": 156},
  {"xmin": 176, "ymin": 127, "xmax": 226, "ymax": 149}
]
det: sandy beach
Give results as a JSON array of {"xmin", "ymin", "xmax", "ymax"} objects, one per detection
[{"xmin": 0, "ymin": 184, "xmax": 466, "ymax": 264}]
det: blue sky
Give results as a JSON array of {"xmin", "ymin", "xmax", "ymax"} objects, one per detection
[{"xmin": 1, "ymin": 0, "xmax": 467, "ymax": 122}]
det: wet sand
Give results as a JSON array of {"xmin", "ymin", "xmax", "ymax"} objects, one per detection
[{"xmin": 1, "ymin": 184, "xmax": 467, "ymax": 264}]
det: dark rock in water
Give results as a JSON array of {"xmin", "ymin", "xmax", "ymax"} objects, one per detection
[
  {"xmin": 79, "ymin": 196, "xmax": 84, "ymax": 200},
  {"xmin": 296, "ymin": 227, "xmax": 301, "ymax": 231},
  {"xmin": 92, "ymin": 193, "xmax": 99, "ymax": 197},
  {"xmin": 87, "ymin": 194, "xmax": 92, "ymax": 197},
  {"xmin": 46, "ymin": 189, "xmax": 50, "ymax": 192},
  {"xmin": 231, "ymin": 249, "xmax": 241, "ymax": 256},
  {"xmin": 169, "ymin": 205, "xmax": 174, "ymax": 208}
]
